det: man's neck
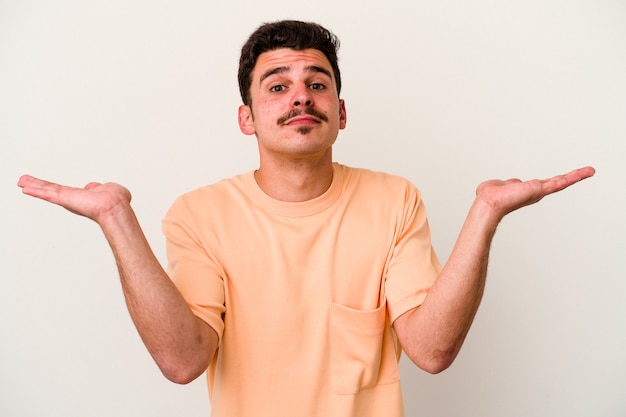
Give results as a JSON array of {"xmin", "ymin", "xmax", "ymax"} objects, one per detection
[{"xmin": 254, "ymin": 156, "xmax": 334, "ymax": 202}]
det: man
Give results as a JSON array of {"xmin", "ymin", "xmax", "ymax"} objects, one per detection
[{"xmin": 18, "ymin": 20, "xmax": 594, "ymax": 417}]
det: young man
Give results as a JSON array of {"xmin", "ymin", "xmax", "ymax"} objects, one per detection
[{"xmin": 18, "ymin": 20, "xmax": 594, "ymax": 417}]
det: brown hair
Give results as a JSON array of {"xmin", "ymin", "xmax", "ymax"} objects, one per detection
[{"xmin": 238, "ymin": 20, "xmax": 341, "ymax": 106}]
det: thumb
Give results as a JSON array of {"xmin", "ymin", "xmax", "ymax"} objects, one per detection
[{"xmin": 84, "ymin": 182, "xmax": 103, "ymax": 190}]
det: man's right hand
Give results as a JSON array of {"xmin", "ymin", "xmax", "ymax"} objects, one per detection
[
  {"xmin": 18, "ymin": 175, "xmax": 132, "ymax": 225},
  {"xmin": 18, "ymin": 174, "xmax": 217, "ymax": 383}
]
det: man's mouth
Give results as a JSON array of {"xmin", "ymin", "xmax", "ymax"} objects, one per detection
[{"xmin": 277, "ymin": 108, "xmax": 328, "ymax": 126}]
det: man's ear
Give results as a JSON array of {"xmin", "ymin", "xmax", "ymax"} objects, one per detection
[
  {"xmin": 339, "ymin": 99, "xmax": 347, "ymax": 130},
  {"xmin": 238, "ymin": 105, "xmax": 255, "ymax": 135}
]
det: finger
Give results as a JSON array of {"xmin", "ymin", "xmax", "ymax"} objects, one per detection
[
  {"xmin": 18, "ymin": 175, "xmax": 59, "ymax": 189},
  {"xmin": 18, "ymin": 175, "xmax": 70, "ymax": 204},
  {"xmin": 18, "ymin": 175, "xmax": 51, "ymax": 194},
  {"xmin": 542, "ymin": 166, "xmax": 596, "ymax": 194},
  {"xmin": 17, "ymin": 174, "xmax": 38, "ymax": 188},
  {"xmin": 571, "ymin": 166, "xmax": 596, "ymax": 181},
  {"xmin": 84, "ymin": 182, "xmax": 102, "ymax": 190}
]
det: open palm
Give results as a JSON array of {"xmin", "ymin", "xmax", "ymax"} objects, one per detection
[
  {"xmin": 475, "ymin": 166, "xmax": 595, "ymax": 220},
  {"xmin": 18, "ymin": 175, "xmax": 132, "ymax": 224}
]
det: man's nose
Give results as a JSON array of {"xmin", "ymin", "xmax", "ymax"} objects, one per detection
[{"xmin": 292, "ymin": 84, "xmax": 313, "ymax": 107}]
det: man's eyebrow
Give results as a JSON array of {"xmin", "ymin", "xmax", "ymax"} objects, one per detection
[
  {"xmin": 307, "ymin": 65, "xmax": 332, "ymax": 79},
  {"xmin": 259, "ymin": 65, "xmax": 333, "ymax": 84},
  {"xmin": 259, "ymin": 66, "xmax": 289, "ymax": 84}
]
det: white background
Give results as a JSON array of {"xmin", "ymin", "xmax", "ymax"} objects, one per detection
[{"xmin": 1, "ymin": 1, "xmax": 624, "ymax": 416}]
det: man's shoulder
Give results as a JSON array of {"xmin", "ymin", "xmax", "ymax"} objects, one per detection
[
  {"xmin": 338, "ymin": 163, "xmax": 417, "ymax": 192},
  {"xmin": 167, "ymin": 171, "xmax": 253, "ymax": 214},
  {"xmin": 183, "ymin": 171, "xmax": 251, "ymax": 197}
]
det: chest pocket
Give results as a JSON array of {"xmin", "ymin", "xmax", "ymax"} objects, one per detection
[{"xmin": 329, "ymin": 300, "xmax": 400, "ymax": 395}]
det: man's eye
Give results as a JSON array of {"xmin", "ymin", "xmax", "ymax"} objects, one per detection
[
  {"xmin": 310, "ymin": 83, "xmax": 326, "ymax": 90},
  {"xmin": 270, "ymin": 85, "xmax": 286, "ymax": 92}
]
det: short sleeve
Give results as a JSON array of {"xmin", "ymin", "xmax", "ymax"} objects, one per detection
[
  {"xmin": 384, "ymin": 185, "xmax": 441, "ymax": 323},
  {"xmin": 162, "ymin": 196, "xmax": 226, "ymax": 343}
]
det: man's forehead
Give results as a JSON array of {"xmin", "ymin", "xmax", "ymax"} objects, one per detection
[{"xmin": 253, "ymin": 48, "xmax": 333, "ymax": 80}]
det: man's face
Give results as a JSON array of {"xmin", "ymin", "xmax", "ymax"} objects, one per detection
[{"xmin": 238, "ymin": 48, "xmax": 346, "ymax": 163}]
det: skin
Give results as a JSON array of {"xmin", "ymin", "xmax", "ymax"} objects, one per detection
[
  {"xmin": 393, "ymin": 170, "xmax": 595, "ymax": 372},
  {"xmin": 17, "ymin": 47, "xmax": 595, "ymax": 381},
  {"xmin": 15, "ymin": 177, "xmax": 218, "ymax": 384},
  {"xmin": 238, "ymin": 48, "xmax": 346, "ymax": 202}
]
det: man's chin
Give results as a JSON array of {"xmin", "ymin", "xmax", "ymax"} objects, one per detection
[{"xmin": 294, "ymin": 126, "xmax": 314, "ymax": 135}]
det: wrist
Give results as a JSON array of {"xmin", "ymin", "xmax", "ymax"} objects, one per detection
[
  {"xmin": 466, "ymin": 197, "xmax": 502, "ymax": 237},
  {"xmin": 97, "ymin": 200, "xmax": 139, "ymax": 237}
]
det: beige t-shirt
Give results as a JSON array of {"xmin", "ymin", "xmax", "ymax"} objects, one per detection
[{"xmin": 162, "ymin": 163, "xmax": 441, "ymax": 417}]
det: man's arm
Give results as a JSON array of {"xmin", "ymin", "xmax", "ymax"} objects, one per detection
[
  {"xmin": 393, "ymin": 166, "xmax": 595, "ymax": 374},
  {"xmin": 17, "ymin": 175, "xmax": 217, "ymax": 384}
]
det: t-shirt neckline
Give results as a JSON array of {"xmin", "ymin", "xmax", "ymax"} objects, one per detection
[{"xmin": 242, "ymin": 163, "xmax": 344, "ymax": 218}]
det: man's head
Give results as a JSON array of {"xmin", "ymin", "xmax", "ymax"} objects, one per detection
[{"xmin": 238, "ymin": 20, "xmax": 341, "ymax": 107}]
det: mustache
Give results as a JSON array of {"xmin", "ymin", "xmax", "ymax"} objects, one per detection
[{"xmin": 276, "ymin": 108, "xmax": 329, "ymax": 125}]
